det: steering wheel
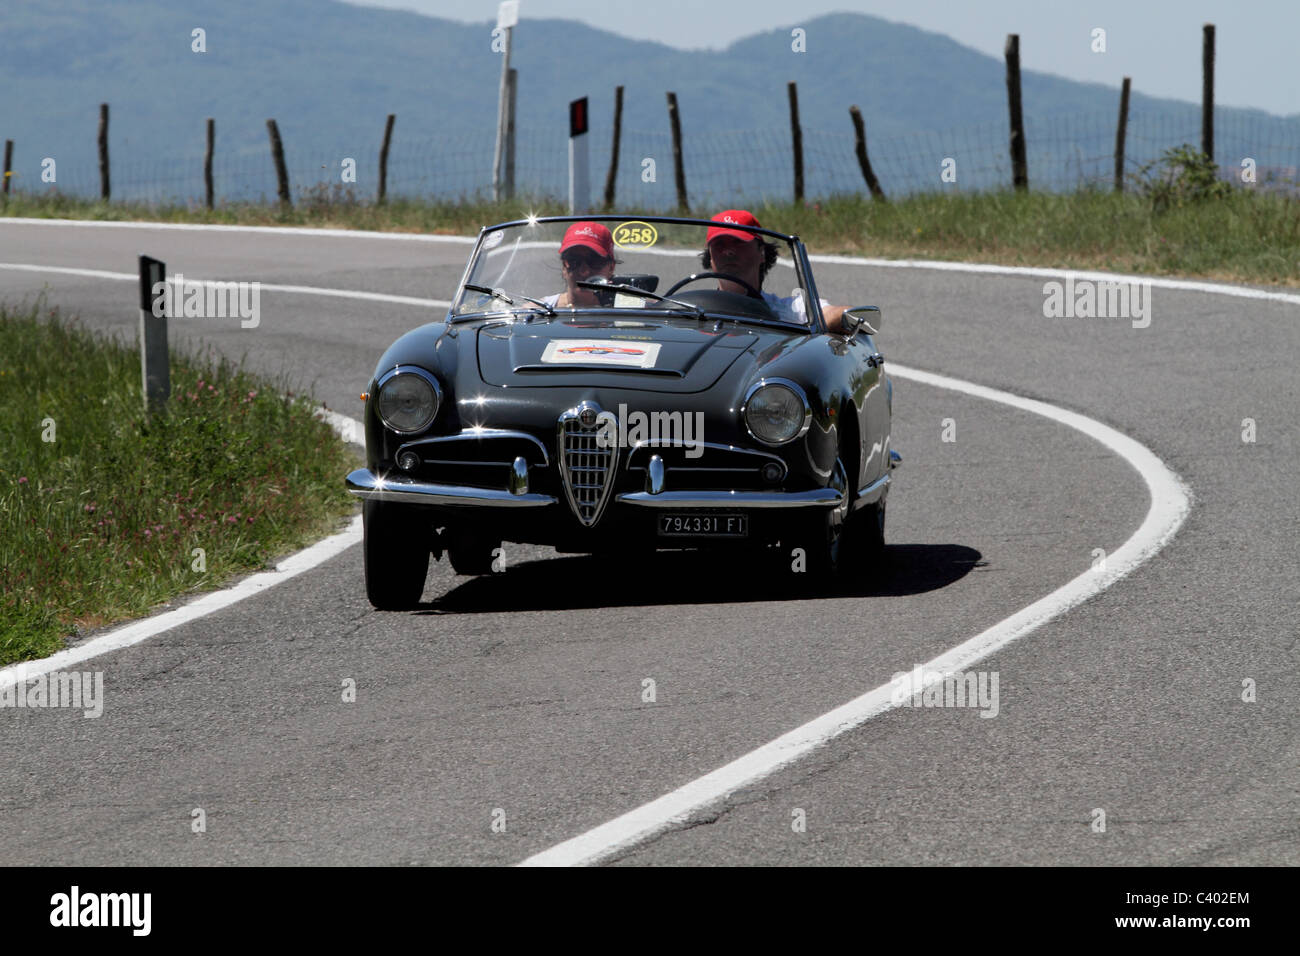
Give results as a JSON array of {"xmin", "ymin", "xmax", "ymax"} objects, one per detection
[{"xmin": 664, "ymin": 271, "xmax": 763, "ymax": 300}]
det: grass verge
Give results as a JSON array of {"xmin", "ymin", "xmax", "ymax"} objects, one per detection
[
  {"xmin": 3, "ymin": 186, "xmax": 1298, "ymax": 286},
  {"xmin": 0, "ymin": 299, "xmax": 358, "ymax": 665}
]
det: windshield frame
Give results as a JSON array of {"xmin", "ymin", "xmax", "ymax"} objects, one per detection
[{"xmin": 449, "ymin": 215, "xmax": 825, "ymax": 333}]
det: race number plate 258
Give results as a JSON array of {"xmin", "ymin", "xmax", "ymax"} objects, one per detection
[{"xmin": 657, "ymin": 513, "xmax": 748, "ymax": 537}]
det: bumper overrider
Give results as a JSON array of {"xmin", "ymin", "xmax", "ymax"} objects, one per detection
[{"xmin": 345, "ymin": 468, "xmax": 557, "ymax": 507}]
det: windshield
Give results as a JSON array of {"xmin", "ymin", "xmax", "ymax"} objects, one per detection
[{"xmin": 451, "ymin": 217, "xmax": 818, "ymax": 328}]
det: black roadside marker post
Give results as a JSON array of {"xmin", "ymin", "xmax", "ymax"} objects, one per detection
[
  {"xmin": 138, "ymin": 255, "xmax": 170, "ymax": 416},
  {"xmin": 568, "ymin": 96, "xmax": 590, "ymax": 214}
]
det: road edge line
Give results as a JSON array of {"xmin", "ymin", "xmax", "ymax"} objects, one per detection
[{"xmin": 516, "ymin": 361, "xmax": 1192, "ymax": 866}]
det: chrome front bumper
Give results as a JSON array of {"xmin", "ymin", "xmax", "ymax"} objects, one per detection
[
  {"xmin": 345, "ymin": 468, "xmax": 557, "ymax": 507},
  {"xmin": 347, "ymin": 467, "xmax": 847, "ymax": 511},
  {"xmin": 616, "ymin": 488, "xmax": 844, "ymax": 509}
]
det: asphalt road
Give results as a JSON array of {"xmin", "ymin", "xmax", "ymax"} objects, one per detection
[{"xmin": 1, "ymin": 220, "xmax": 1295, "ymax": 865}]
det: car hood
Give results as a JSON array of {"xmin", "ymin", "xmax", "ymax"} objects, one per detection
[{"xmin": 474, "ymin": 315, "xmax": 768, "ymax": 393}]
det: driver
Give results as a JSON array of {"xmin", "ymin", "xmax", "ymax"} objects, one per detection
[
  {"xmin": 702, "ymin": 209, "xmax": 849, "ymax": 333},
  {"xmin": 543, "ymin": 221, "xmax": 617, "ymax": 307}
]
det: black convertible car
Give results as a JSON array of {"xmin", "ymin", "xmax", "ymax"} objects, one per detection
[{"xmin": 346, "ymin": 214, "xmax": 898, "ymax": 609}]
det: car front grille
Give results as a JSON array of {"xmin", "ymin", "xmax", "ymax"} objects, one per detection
[{"xmin": 558, "ymin": 404, "xmax": 616, "ymax": 527}]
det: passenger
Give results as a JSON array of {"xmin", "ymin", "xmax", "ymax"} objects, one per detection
[
  {"xmin": 702, "ymin": 209, "xmax": 849, "ymax": 333},
  {"xmin": 544, "ymin": 222, "xmax": 617, "ymax": 307}
]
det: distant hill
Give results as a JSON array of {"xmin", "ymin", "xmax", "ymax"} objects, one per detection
[{"xmin": 3, "ymin": 0, "xmax": 1296, "ymax": 205}]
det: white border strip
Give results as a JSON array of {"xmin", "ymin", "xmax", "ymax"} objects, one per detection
[
  {"xmin": 0, "ymin": 217, "xmax": 476, "ymax": 244},
  {"xmin": 0, "ymin": 263, "xmax": 452, "ymax": 309},
  {"xmin": 807, "ymin": 254, "xmax": 1300, "ymax": 308},
  {"xmin": 0, "ymin": 517, "xmax": 363, "ymax": 690},
  {"xmin": 518, "ymin": 361, "xmax": 1191, "ymax": 866}
]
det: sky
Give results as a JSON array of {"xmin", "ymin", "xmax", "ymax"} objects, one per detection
[{"xmin": 342, "ymin": 0, "xmax": 1299, "ymax": 116}]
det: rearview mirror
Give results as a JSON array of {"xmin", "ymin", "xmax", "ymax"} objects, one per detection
[{"xmin": 842, "ymin": 305, "xmax": 882, "ymax": 337}]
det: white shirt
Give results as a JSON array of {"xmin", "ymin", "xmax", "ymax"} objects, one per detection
[{"xmin": 762, "ymin": 290, "xmax": 830, "ymax": 325}]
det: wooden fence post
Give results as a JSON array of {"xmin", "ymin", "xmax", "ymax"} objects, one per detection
[
  {"xmin": 492, "ymin": 16, "xmax": 513, "ymax": 201},
  {"xmin": 1004, "ymin": 34, "xmax": 1028, "ymax": 190},
  {"xmin": 505, "ymin": 69, "xmax": 517, "ymax": 199},
  {"xmin": 204, "ymin": 119, "xmax": 215, "ymax": 209},
  {"xmin": 266, "ymin": 119, "xmax": 291, "ymax": 207},
  {"xmin": 603, "ymin": 85, "xmax": 623, "ymax": 210},
  {"xmin": 848, "ymin": 106, "xmax": 885, "ymax": 200},
  {"xmin": 378, "ymin": 113, "xmax": 395, "ymax": 204},
  {"xmin": 98, "ymin": 103, "xmax": 110, "ymax": 200},
  {"xmin": 1202, "ymin": 23, "xmax": 1215, "ymax": 162},
  {"xmin": 2, "ymin": 140, "xmax": 12, "ymax": 198},
  {"xmin": 788, "ymin": 81, "xmax": 804, "ymax": 205},
  {"xmin": 1114, "ymin": 77, "xmax": 1131, "ymax": 192},
  {"xmin": 666, "ymin": 91, "xmax": 689, "ymax": 212}
]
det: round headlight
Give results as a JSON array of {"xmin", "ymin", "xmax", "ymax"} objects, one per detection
[
  {"xmin": 377, "ymin": 371, "xmax": 439, "ymax": 433},
  {"xmin": 743, "ymin": 382, "xmax": 809, "ymax": 445}
]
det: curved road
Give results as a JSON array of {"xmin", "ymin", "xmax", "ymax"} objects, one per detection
[{"xmin": 0, "ymin": 220, "xmax": 1294, "ymax": 865}]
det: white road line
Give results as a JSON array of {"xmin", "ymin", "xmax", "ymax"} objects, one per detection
[
  {"xmin": 808, "ymin": 254, "xmax": 1300, "ymax": 308},
  {"xmin": 518, "ymin": 362, "xmax": 1191, "ymax": 866},
  {"xmin": 0, "ymin": 263, "xmax": 452, "ymax": 309},
  {"xmin": 0, "ymin": 217, "xmax": 477, "ymax": 244},
  {"xmin": 0, "ymin": 516, "xmax": 364, "ymax": 693}
]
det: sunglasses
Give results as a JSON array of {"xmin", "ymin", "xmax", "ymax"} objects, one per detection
[{"xmin": 562, "ymin": 251, "xmax": 608, "ymax": 270}]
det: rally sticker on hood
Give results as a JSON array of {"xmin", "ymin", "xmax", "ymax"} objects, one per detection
[{"xmin": 540, "ymin": 339, "xmax": 662, "ymax": 368}]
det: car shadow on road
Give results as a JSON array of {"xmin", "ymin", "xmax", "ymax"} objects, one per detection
[{"xmin": 414, "ymin": 544, "xmax": 983, "ymax": 615}]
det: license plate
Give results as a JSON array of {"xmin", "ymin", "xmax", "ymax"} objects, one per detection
[{"xmin": 657, "ymin": 513, "xmax": 748, "ymax": 537}]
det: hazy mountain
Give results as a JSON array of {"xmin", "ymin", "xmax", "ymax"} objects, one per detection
[{"xmin": 3, "ymin": 0, "xmax": 1294, "ymax": 205}]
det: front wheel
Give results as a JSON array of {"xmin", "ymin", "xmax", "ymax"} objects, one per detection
[
  {"xmin": 786, "ymin": 458, "xmax": 850, "ymax": 581},
  {"xmin": 843, "ymin": 498, "xmax": 886, "ymax": 569},
  {"xmin": 363, "ymin": 499, "xmax": 431, "ymax": 610}
]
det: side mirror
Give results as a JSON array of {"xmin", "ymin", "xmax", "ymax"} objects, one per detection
[{"xmin": 842, "ymin": 305, "xmax": 882, "ymax": 337}]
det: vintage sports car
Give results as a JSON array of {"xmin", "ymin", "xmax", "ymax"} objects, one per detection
[{"xmin": 346, "ymin": 215, "xmax": 899, "ymax": 609}]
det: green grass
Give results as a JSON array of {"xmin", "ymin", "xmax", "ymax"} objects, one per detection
[
  {"xmin": 771, "ymin": 187, "xmax": 1300, "ymax": 286},
  {"xmin": 4, "ymin": 185, "xmax": 1299, "ymax": 286},
  {"xmin": 0, "ymin": 300, "xmax": 358, "ymax": 664}
]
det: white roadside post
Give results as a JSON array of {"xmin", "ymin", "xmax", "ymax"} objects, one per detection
[
  {"xmin": 568, "ymin": 96, "xmax": 589, "ymax": 214},
  {"xmin": 138, "ymin": 254, "xmax": 169, "ymax": 416},
  {"xmin": 492, "ymin": 0, "xmax": 519, "ymax": 202}
]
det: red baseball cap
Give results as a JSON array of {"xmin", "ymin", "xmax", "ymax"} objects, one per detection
[
  {"xmin": 707, "ymin": 209, "xmax": 762, "ymax": 244},
  {"xmin": 560, "ymin": 222, "xmax": 614, "ymax": 259}
]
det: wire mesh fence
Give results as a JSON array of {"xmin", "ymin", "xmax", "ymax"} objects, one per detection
[{"xmin": 8, "ymin": 105, "xmax": 1297, "ymax": 207}]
